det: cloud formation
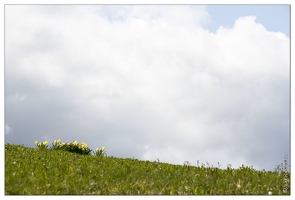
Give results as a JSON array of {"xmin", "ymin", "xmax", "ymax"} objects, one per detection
[{"xmin": 5, "ymin": 5, "xmax": 289, "ymax": 170}]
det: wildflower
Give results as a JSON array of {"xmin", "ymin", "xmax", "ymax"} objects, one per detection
[
  {"xmin": 43, "ymin": 141, "xmax": 48, "ymax": 145},
  {"xmin": 54, "ymin": 140, "xmax": 57, "ymax": 144},
  {"xmin": 73, "ymin": 141, "xmax": 79, "ymax": 146},
  {"xmin": 34, "ymin": 141, "xmax": 38, "ymax": 145},
  {"xmin": 57, "ymin": 139, "xmax": 61, "ymax": 144},
  {"xmin": 268, "ymin": 191, "xmax": 272, "ymax": 195},
  {"xmin": 236, "ymin": 179, "xmax": 241, "ymax": 188},
  {"xmin": 81, "ymin": 142, "xmax": 87, "ymax": 148},
  {"xmin": 102, "ymin": 147, "xmax": 106, "ymax": 151},
  {"xmin": 96, "ymin": 148, "xmax": 99, "ymax": 152}
]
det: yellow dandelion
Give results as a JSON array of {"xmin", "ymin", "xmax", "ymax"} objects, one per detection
[
  {"xmin": 102, "ymin": 147, "xmax": 106, "ymax": 151},
  {"xmin": 57, "ymin": 139, "xmax": 61, "ymax": 144},
  {"xmin": 43, "ymin": 141, "xmax": 48, "ymax": 145},
  {"xmin": 73, "ymin": 141, "xmax": 78, "ymax": 146}
]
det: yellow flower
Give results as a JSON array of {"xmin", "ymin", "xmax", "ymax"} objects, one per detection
[
  {"xmin": 102, "ymin": 147, "xmax": 106, "ymax": 151},
  {"xmin": 60, "ymin": 143, "xmax": 65, "ymax": 146},
  {"xmin": 73, "ymin": 141, "xmax": 79, "ymax": 146},
  {"xmin": 34, "ymin": 141, "xmax": 38, "ymax": 145},
  {"xmin": 57, "ymin": 139, "xmax": 61, "ymax": 144},
  {"xmin": 43, "ymin": 141, "xmax": 48, "ymax": 145},
  {"xmin": 81, "ymin": 142, "xmax": 87, "ymax": 148},
  {"xmin": 80, "ymin": 142, "xmax": 87, "ymax": 149},
  {"xmin": 96, "ymin": 148, "xmax": 99, "ymax": 152}
]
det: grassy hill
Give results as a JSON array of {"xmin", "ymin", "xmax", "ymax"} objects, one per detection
[{"xmin": 5, "ymin": 143, "xmax": 290, "ymax": 195}]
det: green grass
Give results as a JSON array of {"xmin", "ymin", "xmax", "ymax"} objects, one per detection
[{"xmin": 5, "ymin": 143, "xmax": 290, "ymax": 195}]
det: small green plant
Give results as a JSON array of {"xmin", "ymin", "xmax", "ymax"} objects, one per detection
[
  {"xmin": 34, "ymin": 140, "xmax": 49, "ymax": 149},
  {"xmin": 50, "ymin": 139, "xmax": 62, "ymax": 150},
  {"xmin": 34, "ymin": 139, "xmax": 105, "ymax": 156},
  {"xmin": 94, "ymin": 147, "xmax": 107, "ymax": 157}
]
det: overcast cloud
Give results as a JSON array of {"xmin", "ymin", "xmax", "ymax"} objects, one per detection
[{"xmin": 5, "ymin": 5, "xmax": 290, "ymax": 171}]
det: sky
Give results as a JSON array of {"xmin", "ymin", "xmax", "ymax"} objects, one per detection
[
  {"xmin": 4, "ymin": 4, "xmax": 290, "ymax": 171},
  {"xmin": 205, "ymin": 5, "xmax": 290, "ymax": 38}
]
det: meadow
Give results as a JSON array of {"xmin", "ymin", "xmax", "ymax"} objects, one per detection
[{"xmin": 5, "ymin": 141, "xmax": 290, "ymax": 195}]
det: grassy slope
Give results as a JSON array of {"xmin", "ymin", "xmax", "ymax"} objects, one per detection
[{"xmin": 5, "ymin": 144, "xmax": 290, "ymax": 195}]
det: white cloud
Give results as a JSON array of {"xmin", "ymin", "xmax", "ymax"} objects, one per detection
[
  {"xmin": 5, "ymin": 5, "xmax": 289, "ymax": 170},
  {"xmin": 12, "ymin": 92, "xmax": 27, "ymax": 102},
  {"xmin": 5, "ymin": 123, "xmax": 12, "ymax": 135}
]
